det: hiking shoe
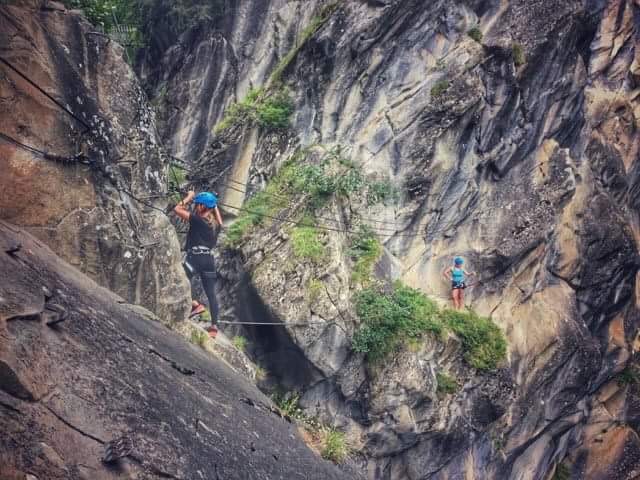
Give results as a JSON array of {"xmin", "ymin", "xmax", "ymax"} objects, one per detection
[
  {"xmin": 207, "ymin": 325, "xmax": 218, "ymax": 338},
  {"xmin": 189, "ymin": 303, "xmax": 206, "ymax": 318}
]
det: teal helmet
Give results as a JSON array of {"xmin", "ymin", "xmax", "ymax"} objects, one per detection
[
  {"xmin": 194, "ymin": 192, "xmax": 217, "ymax": 208},
  {"xmin": 454, "ymin": 256, "xmax": 464, "ymax": 266}
]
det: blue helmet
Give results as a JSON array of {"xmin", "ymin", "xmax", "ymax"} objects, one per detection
[
  {"xmin": 193, "ymin": 192, "xmax": 217, "ymax": 209},
  {"xmin": 454, "ymin": 256, "xmax": 464, "ymax": 266}
]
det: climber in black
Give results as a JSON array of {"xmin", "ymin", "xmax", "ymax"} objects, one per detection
[
  {"xmin": 441, "ymin": 257, "xmax": 475, "ymax": 310},
  {"xmin": 174, "ymin": 190, "xmax": 223, "ymax": 338}
]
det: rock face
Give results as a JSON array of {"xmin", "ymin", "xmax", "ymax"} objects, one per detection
[
  {"xmin": 140, "ymin": 0, "xmax": 640, "ymax": 479},
  {"xmin": 0, "ymin": 221, "xmax": 357, "ymax": 480},
  {"xmin": 0, "ymin": 1, "xmax": 190, "ymax": 321}
]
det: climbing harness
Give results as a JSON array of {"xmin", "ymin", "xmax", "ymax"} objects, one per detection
[{"xmin": 189, "ymin": 246, "xmax": 212, "ymax": 255}]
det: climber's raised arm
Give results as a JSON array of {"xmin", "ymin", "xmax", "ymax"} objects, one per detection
[
  {"xmin": 213, "ymin": 205, "xmax": 223, "ymax": 227},
  {"xmin": 174, "ymin": 190, "xmax": 195, "ymax": 221}
]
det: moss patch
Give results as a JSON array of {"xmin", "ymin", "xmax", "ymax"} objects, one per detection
[{"xmin": 436, "ymin": 371, "xmax": 458, "ymax": 395}]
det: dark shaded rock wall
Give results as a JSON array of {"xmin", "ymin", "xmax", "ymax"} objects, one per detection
[{"xmin": 0, "ymin": 220, "xmax": 358, "ymax": 480}]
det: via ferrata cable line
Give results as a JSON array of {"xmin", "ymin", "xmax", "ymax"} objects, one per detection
[
  {"xmin": 0, "ymin": 131, "xmax": 91, "ymax": 164},
  {"xmin": 0, "ymin": 56, "xmax": 93, "ymax": 132}
]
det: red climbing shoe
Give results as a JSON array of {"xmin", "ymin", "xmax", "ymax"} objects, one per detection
[
  {"xmin": 207, "ymin": 325, "xmax": 218, "ymax": 339},
  {"xmin": 189, "ymin": 303, "xmax": 206, "ymax": 318}
]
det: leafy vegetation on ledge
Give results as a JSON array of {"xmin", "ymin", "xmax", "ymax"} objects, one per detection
[
  {"xmin": 431, "ymin": 79, "xmax": 450, "ymax": 98},
  {"xmin": 214, "ymin": 87, "xmax": 293, "ymax": 133},
  {"xmin": 232, "ymin": 335, "xmax": 248, "ymax": 351},
  {"xmin": 436, "ymin": 371, "xmax": 458, "ymax": 395},
  {"xmin": 268, "ymin": 2, "xmax": 340, "ymax": 85},
  {"xmin": 291, "ymin": 224, "xmax": 325, "ymax": 262},
  {"xmin": 224, "ymin": 147, "xmax": 396, "ymax": 248},
  {"xmin": 467, "ymin": 26, "xmax": 483, "ymax": 43},
  {"xmin": 512, "ymin": 43, "xmax": 525, "ymax": 67},
  {"xmin": 349, "ymin": 225, "xmax": 382, "ymax": 284},
  {"xmin": 272, "ymin": 391, "xmax": 350, "ymax": 464},
  {"xmin": 352, "ymin": 282, "xmax": 507, "ymax": 370},
  {"xmin": 213, "ymin": 2, "xmax": 339, "ymax": 134}
]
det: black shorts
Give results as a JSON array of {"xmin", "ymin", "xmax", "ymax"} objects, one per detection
[{"xmin": 452, "ymin": 282, "xmax": 466, "ymax": 290}]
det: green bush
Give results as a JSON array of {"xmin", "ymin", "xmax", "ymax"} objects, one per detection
[
  {"xmin": 349, "ymin": 226, "xmax": 382, "ymax": 284},
  {"xmin": 467, "ymin": 26, "xmax": 483, "ymax": 43},
  {"xmin": 431, "ymin": 79, "xmax": 450, "ymax": 98},
  {"xmin": 256, "ymin": 89, "xmax": 294, "ymax": 130},
  {"xmin": 62, "ymin": 0, "xmax": 137, "ymax": 30},
  {"xmin": 440, "ymin": 309, "xmax": 507, "ymax": 371},
  {"xmin": 272, "ymin": 392, "xmax": 306, "ymax": 420},
  {"xmin": 214, "ymin": 88, "xmax": 263, "ymax": 133},
  {"xmin": 335, "ymin": 169, "xmax": 365, "ymax": 197},
  {"xmin": 352, "ymin": 283, "xmax": 443, "ymax": 360},
  {"xmin": 366, "ymin": 179, "xmax": 397, "ymax": 205},
  {"xmin": 512, "ymin": 43, "xmax": 525, "ymax": 66},
  {"xmin": 307, "ymin": 278, "xmax": 324, "ymax": 303},
  {"xmin": 321, "ymin": 429, "xmax": 349, "ymax": 463},
  {"xmin": 213, "ymin": 87, "xmax": 293, "ymax": 133},
  {"xmin": 282, "ymin": 163, "xmax": 336, "ymax": 210},
  {"xmin": 436, "ymin": 372, "xmax": 458, "ymax": 395},
  {"xmin": 352, "ymin": 282, "xmax": 507, "ymax": 370},
  {"xmin": 224, "ymin": 190, "xmax": 276, "ymax": 246},
  {"xmin": 291, "ymin": 225, "xmax": 325, "ymax": 261}
]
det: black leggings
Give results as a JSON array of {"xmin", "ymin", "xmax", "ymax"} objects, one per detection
[{"xmin": 185, "ymin": 255, "xmax": 219, "ymax": 325}]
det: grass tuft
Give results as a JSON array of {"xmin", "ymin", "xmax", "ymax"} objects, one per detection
[
  {"xmin": 307, "ymin": 278, "xmax": 324, "ymax": 304},
  {"xmin": 232, "ymin": 335, "xmax": 248, "ymax": 351},
  {"xmin": 512, "ymin": 43, "xmax": 525, "ymax": 66},
  {"xmin": 467, "ymin": 26, "xmax": 483, "ymax": 43},
  {"xmin": 291, "ymin": 225, "xmax": 325, "ymax": 262},
  {"xmin": 436, "ymin": 371, "xmax": 458, "ymax": 395},
  {"xmin": 189, "ymin": 329, "xmax": 208, "ymax": 348},
  {"xmin": 321, "ymin": 429, "xmax": 349, "ymax": 463},
  {"xmin": 349, "ymin": 225, "xmax": 382, "ymax": 284},
  {"xmin": 431, "ymin": 79, "xmax": 450, "ymax": 98}
]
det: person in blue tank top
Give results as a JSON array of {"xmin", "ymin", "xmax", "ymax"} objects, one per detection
[{"xmin": 441, "ymin": 257, "xmax": 475, "ymax": 310}]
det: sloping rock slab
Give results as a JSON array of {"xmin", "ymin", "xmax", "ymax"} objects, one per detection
[{"xmin": 0, "ymin": 221, "xmax": 356, "ymax": 480}]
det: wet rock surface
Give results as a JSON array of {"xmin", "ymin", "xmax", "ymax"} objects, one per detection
[{"xmin": 0, "ymin": 221, "xmax": 357, "ymax": 480}]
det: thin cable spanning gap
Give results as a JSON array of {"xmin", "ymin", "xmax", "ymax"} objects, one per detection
[
  {"xmin": 0, "ymin": 56, "xmax": 92, "ymax": 131},
  {"xmin": 218, "ymin": 200, "xmax": 442, "ymax": 238},
  {"xmin": 217, "ymin": 320, "xmax": 322, "ymax": 326},
  {"xmin": 210, "ymin": 180, "xmax": 408, "ymax": 233},
  {"xmin": 205, "ymin": 177, "xmax": 410, "ymax": 228},
  {"xmin": 171, "ymin": 167, "xmax": 418, "ymax": 234},
  {"xmin": 182, "ymin": 165, "xmax": 408, "ymax": 227}
]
